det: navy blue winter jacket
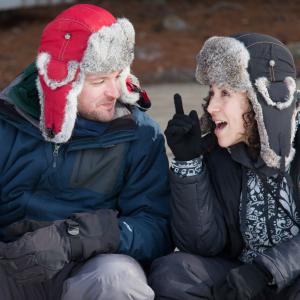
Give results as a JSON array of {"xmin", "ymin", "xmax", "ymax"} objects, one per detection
[{"xmin": 0, "ymin": 64, "xmax": 173, "ymax": 264}]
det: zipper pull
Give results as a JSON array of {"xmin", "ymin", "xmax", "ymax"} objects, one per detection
[{"xmin": 53, "ymin": 144, "xmax": 60, "ymax": 168}]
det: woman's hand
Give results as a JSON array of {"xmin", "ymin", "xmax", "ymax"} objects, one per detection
[{"xmin": 165, "ymin": 93, "xmax": 215, "ymax": 160}]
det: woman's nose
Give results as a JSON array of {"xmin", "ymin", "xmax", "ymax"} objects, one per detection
[{"xmin": 207, "ymin": 96, "xmax": 220, "ymax": 114}]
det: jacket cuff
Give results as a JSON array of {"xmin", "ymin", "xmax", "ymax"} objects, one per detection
[
  {"xmin": 68, "ymin": 209, "xmax": 120, "ymax": 261},
  {"xmin": 170, "ymin": 156, "xmax": 203, "ymax": 177}
]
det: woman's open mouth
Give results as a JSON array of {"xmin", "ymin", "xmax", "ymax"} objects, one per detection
[{"xmin": 214, "ymin": 121, "xmax": 227, "ymax": 134}]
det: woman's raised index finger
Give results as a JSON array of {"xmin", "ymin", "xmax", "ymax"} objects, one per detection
[{"xmin": 174, "ymin": 93, "xmax": 184, "ymax": 115}]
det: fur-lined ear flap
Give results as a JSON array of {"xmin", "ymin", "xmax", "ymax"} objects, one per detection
[{"xmin": 119, "ymin": 67, "xmax": 140, "ymax": 104}]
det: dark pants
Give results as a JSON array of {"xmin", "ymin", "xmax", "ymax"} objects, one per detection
[{"xmin": 148, "ymin": 252, "xmax": 300, "ymax": 300}]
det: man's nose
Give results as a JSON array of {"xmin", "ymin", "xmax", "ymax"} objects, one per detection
[{"xmin": 105, "ymin": 80, "xmax": 120, "ymax": 99}]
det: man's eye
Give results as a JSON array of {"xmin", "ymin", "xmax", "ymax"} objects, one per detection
[{"xmin": 92, "ymin": 80, "xmax": 104, "ymax": 85}]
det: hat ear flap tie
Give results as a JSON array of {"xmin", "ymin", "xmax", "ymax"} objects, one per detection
[{"xmin": 278, "ymin": 133, "xmax": 293, "ymax": 187}]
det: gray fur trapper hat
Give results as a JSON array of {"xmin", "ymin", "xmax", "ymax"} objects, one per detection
[{"xmin": 196, "ymin": 32, "xmax": 300, "ymax": 170}]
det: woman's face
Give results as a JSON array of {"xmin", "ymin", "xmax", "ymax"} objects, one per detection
[{"xmin": 207, "ymin": 84, "xmax": 250, "ymax": 148}]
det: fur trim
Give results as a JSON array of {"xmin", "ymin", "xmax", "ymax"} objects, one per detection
[
  {"xmin": 37, "ymin": 73, "xmax": 85, "ymax": 143},
  {"xmin": 246, "ymin": 85, "xmax": 295, "ymax": 169},
  {"xmin": 255, "ymin": 77, "xmax": 296, "ymax": 110},
  {"xmin": 81, "ymin": 18, "xmax": 135, "ymax": 74},
  {"xmin": 119, "ymin": 67, "xmax": 140, "ymax": 104},
  {"xmin": 195, "ymin": 36, "xmax": 252, "ymax": 91},
  {"xmin": 251, "ymin": 76, "xmax": 297, "ymax": 168},
  {"xmin": 37, "ymin": 52, "xmax": 79, "ymax": 89},
  {"xmin": 36, "ymin": 77, "xmax": 46, "ymax": 139}
]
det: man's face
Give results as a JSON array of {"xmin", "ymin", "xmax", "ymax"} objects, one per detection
[{"xmin": 77, "ymin": 71, "xmax": 121, "ymax": 122}]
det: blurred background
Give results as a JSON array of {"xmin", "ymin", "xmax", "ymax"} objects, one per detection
[
  {"xmin": 0, "ymin": 0, "xmax": 299, "ymax": 156},
  {"xmin": 1, "ymin": 0, "xmax": 300, "ymax": 88}
]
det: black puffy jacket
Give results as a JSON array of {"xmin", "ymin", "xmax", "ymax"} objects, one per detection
[{"xmin": 170, "ymin": 129, "xmax": 300, "ymax": 291}]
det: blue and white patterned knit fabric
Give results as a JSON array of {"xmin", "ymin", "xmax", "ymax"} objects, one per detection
[
  {"xmin": 239, "ymin": 170, "xmax": 300, "ymax": 263},
  {"xmin": 239, "ymin": 111, "xmax": 300, "ymax": 263}
]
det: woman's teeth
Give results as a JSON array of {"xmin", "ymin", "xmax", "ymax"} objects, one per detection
[{"xmin": 216, "ymin": 121, "xmax": 227, "ymax": 129}]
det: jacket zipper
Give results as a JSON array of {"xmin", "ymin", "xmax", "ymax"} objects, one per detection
[{"xmin": 52, "ymin": 144, "xmax": 61, "ymax": 168}]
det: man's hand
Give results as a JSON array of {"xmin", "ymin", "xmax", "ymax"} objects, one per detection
[
  {"xmin": 212, "ymin": 264, "xmax": 270, "ymax": 300},
  {"xmin": 0, "ymin": 220, "xmax": 71, "ymax": 284},
  {"xmin": 0, "ymin": 209, "xmax": 120, "ymax": 284},
  {"xmin": 165, "ymin": 93, "xmax": 215, "ymax": 161}
]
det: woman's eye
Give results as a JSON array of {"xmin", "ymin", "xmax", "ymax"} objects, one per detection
[
  {"xmin": 221, "ymin": 90, "xmax": 230, "ymax": 97},
  {"xmin": 208, "ymin": 90, "xmax": 214, "ymax": 98}
]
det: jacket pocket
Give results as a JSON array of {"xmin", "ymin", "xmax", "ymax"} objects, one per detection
[{"xmin": 70, "ymin": 143, "xmax": 128, "ymax": 194}]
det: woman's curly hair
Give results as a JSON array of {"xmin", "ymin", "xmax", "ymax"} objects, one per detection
[{"xmin": 201, "ymin": 94, "xmax": 260, "ymax": 160}]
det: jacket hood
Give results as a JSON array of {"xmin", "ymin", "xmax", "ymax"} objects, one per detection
[{"xmin": 1, "ymin": 62, "xmax": 41, "ymax": 119}]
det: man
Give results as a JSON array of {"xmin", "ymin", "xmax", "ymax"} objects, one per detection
[{"xmin": 0, "ymin": 4, "xmax": 172, "ymax": 300}]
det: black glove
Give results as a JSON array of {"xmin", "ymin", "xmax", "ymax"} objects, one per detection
[
  {"xmin": 212, "ymin": 264, "xmax": 271, "ymax": 300},
  {"xmin": 165, "ymin": 93, "xmax": 215, "ymax": 161},
  {"xmin": 0, "ymin": 209, "xmax": 120, "ymax": 284}
]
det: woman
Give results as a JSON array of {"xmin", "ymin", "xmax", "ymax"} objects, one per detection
[{"xmin": 149, "ymin": 33, "xmax": 300, "ymax": 299}]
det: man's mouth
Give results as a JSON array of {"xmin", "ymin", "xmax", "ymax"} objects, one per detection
[{"xmin": 99, "ymin": 102, "xmax": 115, "ymax": 110}]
